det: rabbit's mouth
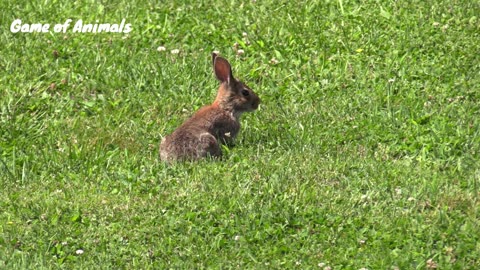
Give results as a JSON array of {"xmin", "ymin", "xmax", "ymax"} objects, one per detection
[{"xmin": 251, "ymin": 96, "xmax": 260, "ymax": 110}]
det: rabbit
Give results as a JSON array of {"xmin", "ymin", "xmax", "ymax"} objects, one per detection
[{"xmin": 159, "ymin": 53, "xmax": 260, "ymax": 161}]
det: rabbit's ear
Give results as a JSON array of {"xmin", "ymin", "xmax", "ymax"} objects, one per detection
[
  {"xmin": 212, "ymin": 52, "xmax": 218, "ymax": 66},
  {"xmin": 213, "ymin": 55, "xmax": 233, "ymax": 84}
]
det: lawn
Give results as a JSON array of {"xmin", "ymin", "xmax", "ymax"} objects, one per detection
[{"xmin": 1, "ymin": 0, "xmax": 479, "ymax": 269}]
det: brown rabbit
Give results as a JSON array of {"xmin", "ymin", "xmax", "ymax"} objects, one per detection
[{"xmin": 160, "ymin": 53, "xmax": 260, "ymax": 161}]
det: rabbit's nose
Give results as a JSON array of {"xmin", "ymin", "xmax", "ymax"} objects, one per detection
[{"xmin": 252, "ymin": 100, "xmax": 259, "ymax": 110}]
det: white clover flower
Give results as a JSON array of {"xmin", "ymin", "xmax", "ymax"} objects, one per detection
[
  {"xmin": 270, "ymin": 58, "xmax": 279, "ymax": 65},
  {"xmin": 426, "ymin": 258, "xmax": 438, "ymax": 269}
]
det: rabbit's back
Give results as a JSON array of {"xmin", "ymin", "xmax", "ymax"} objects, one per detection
[{"xmin": 159, "ymin": 105, "xmax": 240, "ymax": 161}]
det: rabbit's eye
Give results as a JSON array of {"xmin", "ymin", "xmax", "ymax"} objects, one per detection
[{"xmin": 241, "ymin": 89, "xmax": 250, "ymax": 97}]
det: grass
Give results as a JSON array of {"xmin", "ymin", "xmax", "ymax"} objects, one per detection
[{"xmin": 1, "ymin": 0, "xmax": 479, "ymax": 268}]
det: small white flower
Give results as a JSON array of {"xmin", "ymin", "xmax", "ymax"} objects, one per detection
[
  {"xmin": 234, "ymin": 235, "xmax": 240, "ymax": 241},
  {"xmin": 426, "ymin": 258, "xmax": 438, "ymax": 269},
  {"xmin": 75, "ymin": 249, "xmax": 84, "ymax": 255},
  {"xmin": 395, "ymin": 187, "xmax": 402, "ymax": 195},
  {"xmin": 318, "ymin": 263, "xmax": 326, "ymax": 267},
  {"xmin": 157, "ymin": 46, "xmax": 166, "ymax": 52},
  {"xmin": 236, "ymin": 49, "xmax": 245, "ymax": 55},
  {"xmin": 171, "ymin": 49, "xmax": 180, "ymax": 54},
  {"xmin": 270, "ymin": 58, "xmax": 279, "ymax": 65},
  {"xmin": 242, "ymin": 32, "xmax": 248, "ymax": 37}
]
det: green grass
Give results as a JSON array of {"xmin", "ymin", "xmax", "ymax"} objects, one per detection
[{"xmin": 1, "ymin": 0, "xmax": 480, "ymax": 268}]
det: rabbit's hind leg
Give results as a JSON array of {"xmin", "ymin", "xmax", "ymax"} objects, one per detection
[{"xmin": 198, "ymin": 132, "xmax": 222, "ymax": 158}]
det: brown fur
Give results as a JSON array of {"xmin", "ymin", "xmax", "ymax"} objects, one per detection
[{"xmin": 160, "ymin": 53, "xmax": 260, "ymax": 161}]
